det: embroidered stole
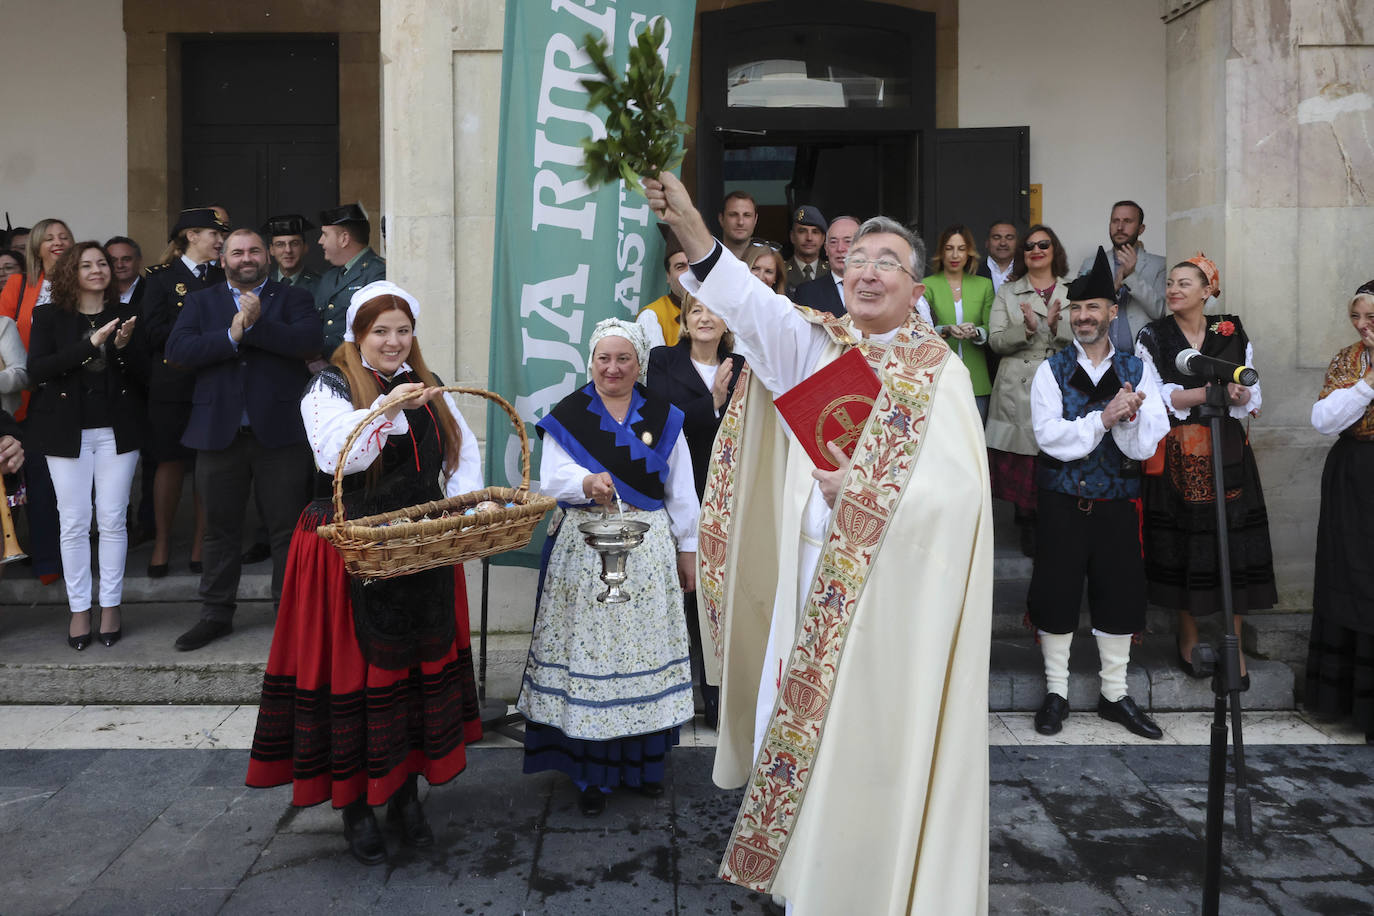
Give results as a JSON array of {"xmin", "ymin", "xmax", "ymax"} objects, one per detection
[{"xmin": 701, "ymin": 309, "xmax": 951, "ymax": 892}]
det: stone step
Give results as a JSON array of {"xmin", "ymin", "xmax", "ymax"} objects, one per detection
[{"xmin": 0, "ymin": 596, "xmax": 1294, "ymax": 711}]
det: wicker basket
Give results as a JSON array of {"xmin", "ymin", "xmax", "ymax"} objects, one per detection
[{"xmin": 316, "ymin": 386, "xmax": 555, "ymax": 580}]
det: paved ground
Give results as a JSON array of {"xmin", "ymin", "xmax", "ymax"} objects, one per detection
[{"xmin": 2, "ymin": 711, "xmax": 1372, "ymax": 915}]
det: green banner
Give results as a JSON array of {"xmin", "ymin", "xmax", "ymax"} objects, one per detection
[{"xmin": 486, "ymin": 1, "xmax": 696, "ymax": 567}]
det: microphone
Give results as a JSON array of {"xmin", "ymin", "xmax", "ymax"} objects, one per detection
[{"xmin": 1175, "ymin": 348, "xmax": 1258, "ymax": 386}]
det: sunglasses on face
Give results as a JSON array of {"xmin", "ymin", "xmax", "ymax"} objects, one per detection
[{"xmin": 1024, "ymin": 240, "xmax": 1053, "ymax": 251}]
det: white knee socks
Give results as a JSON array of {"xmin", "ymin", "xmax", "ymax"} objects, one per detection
[
  {"xmin": 1039, "ymin": 631, "xmax": 1073, "ymax": 699},
  {"xmin": 1096, "ymin": 633, "xmax": 1132, "ymax": 703}
]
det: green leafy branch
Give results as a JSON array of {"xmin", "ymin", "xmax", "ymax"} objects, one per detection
[{"xmin": 579, "ymin": 18, "xmax": 691, "ymax": 195}]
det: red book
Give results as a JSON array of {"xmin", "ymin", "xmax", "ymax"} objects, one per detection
[{"xmin": 773, "ymin": 347, "xmax": 882, "ymax": 471}]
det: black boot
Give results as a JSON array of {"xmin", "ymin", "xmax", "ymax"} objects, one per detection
[
  {"xmin": 342, "ymin": 799, "xmax": 386, "ymax": 865},
  {"xmin": 386, "ymin": 775, "xmax": 434, "ymax": 847}
]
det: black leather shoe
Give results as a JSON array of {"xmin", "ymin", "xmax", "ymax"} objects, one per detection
[
  {"xmin": 175, "ymin": 619, "xmax": 232, "ymax": 651},
  {"xmin": 67, "ymin": 630, "xmax": 93, "ymax": 651},
  {"xmin": 188, "ymin": 560, "xmax": 203, "ymax": 575},
  {"xmin": 637, "ymin": 781, "xmax": 664, "ymax": 798},
  {"xmin": 342, "ymin": 804, "xmax": 387, "ymax": 865},
  {"xmin": 99, "ymin": 628, "xmax": 122, "ymax": 648},
  {"xmin": 240, "ymin": 542, "xmax": 271, "ymax": 565},
  {"xmin": 1177, "ymin": 642, "xmax": 1216, "ymax": 679},
  {"xmin": 386, "ymin": 791, "xmax": 434, "ymax": 847},
  {"xmin": 147, "ymin": 563, "xmax": 169, "ymax": 579},
  {"xmin": 1033, "ymin": 693, "xmax": 1069, "ymax": 735},
  {"xmin": 578, "ymin": 787, "xmax": 606, "ymax": 817},
  {"xmin": 1098, "ymin": 695, "xmax": 1163, "ymax": 740}
]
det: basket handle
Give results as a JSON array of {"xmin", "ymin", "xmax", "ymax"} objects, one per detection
[{"xmin": 330, "ymin": 385, "xmax": 532, "ymax": 528}]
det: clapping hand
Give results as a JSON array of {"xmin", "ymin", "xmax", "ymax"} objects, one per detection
[
  {"xmin": 89, "ymin": 318, "xmax": 121, "ymax": 348},
  {"xmin": 711, "ymin": 357, "xmax": 735, "ymax": 410},
  {"xmin": 113, "ymin": 316, "xmax": 136, "ymax": 349},
  {"xmin": 1046, "ymin": 298, "xmax": 1063, "ymax": 334},
  {"xmin": 1102, "ymin": 382, "xmax": 1146, "ymax": 429},
  {"xmin": 1019, "ymin": 300, "xmax": 1039, "ymax": 334}
]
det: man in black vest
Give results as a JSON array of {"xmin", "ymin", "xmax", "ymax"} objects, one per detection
[{"xmin": 1027, "ymin": 247, "xmax": 1169, "ymax": 739}]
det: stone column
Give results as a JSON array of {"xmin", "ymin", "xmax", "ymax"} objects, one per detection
[
  {"xmin": 380, "ymin": 0, "xmax": 505, "ymax": 394},
  {"xmin": 1164, "ymin": 0, "xmax": 1374, "ymax": 607}
]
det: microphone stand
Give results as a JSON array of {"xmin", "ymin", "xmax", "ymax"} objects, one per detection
[{"xmin": 1198, "ymin": 379, "xmax": 1253, "ymax": 915}]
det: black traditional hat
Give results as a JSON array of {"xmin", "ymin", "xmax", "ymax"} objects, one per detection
[
  {"xmin": 1067, "ymin": 247, "xmax": 1117, "ymax": 302},
  {"xmin": 170, "ymin": 207, "xmax": 230, "ymax": 240},
  {"xmin": 260, "ymin": 213, "xmax": 315, "ymax": 239},
  {"xmin": 319, "ymin": 203, "xmax": 369, "ymax": 226},
  {"xmin": 791, "ymin": 205, "xmax": 828, "ymax": 233}
]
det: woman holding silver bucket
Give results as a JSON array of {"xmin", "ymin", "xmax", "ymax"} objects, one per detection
[{"xmin": 519, "ymin": 318, "xmax": 699, "ymax": 817}]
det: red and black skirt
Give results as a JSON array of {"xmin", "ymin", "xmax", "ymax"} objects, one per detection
[{"xmin": 246, "ymin": 502, "xmax": 483, "ymax": 808}]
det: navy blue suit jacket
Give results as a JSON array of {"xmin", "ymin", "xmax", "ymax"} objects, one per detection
[
  {"xmin": 792, "ymin": 274, "xmax": 846, "ymax": 317},
  {"xmin": 165, "ymin": 279, "xmax": 323, "ymax": 451}
]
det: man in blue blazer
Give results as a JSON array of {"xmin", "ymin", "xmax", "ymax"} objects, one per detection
[
  {"xmin": 792, "ymin": 215, "xmax": 858, "ymax": 318},
  {"xmin": 166, "ymin": 229, "xmax": 324, "ymax": 650}
]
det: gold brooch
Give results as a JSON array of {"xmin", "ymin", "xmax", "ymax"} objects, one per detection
[
  {"xmin": 175, "ymin": 283, "xmax": 187, "ymax": 295},
  {"xmin": 641, "ymin": 430, "xmax": 654, "ymax": 446}
]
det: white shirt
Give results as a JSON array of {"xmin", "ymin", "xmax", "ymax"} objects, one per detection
[
  {"xmin": 635, "ymin": 309, "xmax": 667, "ymax": 350},
  {"xmin": 1138, "ymin": 340, "xmax": 1263, "ymax": 421},
  {"xmin": 832, "ymin": 271, "xmax": 845, "ymax": 306},
  {"xmin": 119, "ymin": 276, "xmax": 141, "ymax": 305},
  {"xmin": 1031, "ymin": 339, "xmax": 1168, "ymax": 462},
  {"xmin": 1312, "ymin": 378, "xmax": 1374, "ymax": 436},
  {"xmin": 986, "ymin": 256, "xmax": 1014, "ymax": 292},
  {"xmin": 301, "ymin": 367, "xmax": 483, "ymax": 498},
  {"xmin": 537, "ymin": 429, "xmax": 699, "ymax": 550}
]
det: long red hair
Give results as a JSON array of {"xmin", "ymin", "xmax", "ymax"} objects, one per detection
[{"xmin": 331, "ymin": 295, "xmax": 462, "ymax": 481}]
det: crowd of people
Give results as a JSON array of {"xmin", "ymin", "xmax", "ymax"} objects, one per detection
[{"xmin": 0, "ymin": 180, "xmax": 1368, "ymax": 912}]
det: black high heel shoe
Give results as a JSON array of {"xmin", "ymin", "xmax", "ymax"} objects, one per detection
[
  {"xmin": 100, "ymin": 628, "xmax": 122, "ymax": 648},
  {"xmin": 67, "ymin": 630, "xmax": 92, "ymax": 651}
]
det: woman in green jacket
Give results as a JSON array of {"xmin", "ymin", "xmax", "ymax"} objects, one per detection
[{"xmin": 924, "ymin": 225, "xmax": 994, "ymax": 421}]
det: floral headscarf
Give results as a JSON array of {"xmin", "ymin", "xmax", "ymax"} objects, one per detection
[
  {"xmin": 1185, "ymin": 252, "xmax": 1221, "ymax": 298},
  {"xmin": 587, "ymin": 318, "xmax": 649, "ymax": 383}
]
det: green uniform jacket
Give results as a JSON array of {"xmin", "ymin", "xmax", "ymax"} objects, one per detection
[
  {"xmin": 314, "ymin": 248, "xmax": 386, "ymax": 357},
  {"xmin": 922, "ymin": 273, "xmax": 993, "ymax": 396},
  {"xmin": 272, "ymin": 267, "xmax": 321, "ymax": 300}
]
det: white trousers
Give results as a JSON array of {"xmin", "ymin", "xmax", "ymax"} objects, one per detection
[{"xmin": 47, "ymin": 428, "xmax": 139, "ymax": 612}]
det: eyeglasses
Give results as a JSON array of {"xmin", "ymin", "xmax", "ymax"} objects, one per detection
[
  {"xmin": 748, "ymin": 238, "xmax": 781, "ymax": 251},
  {"xmin": 846, "ymin": 255, "xmax": 915, "ymax": 279},
  {"xmin": 1024, "ymin": 239, "xmax": 1053, "ymax": 251}
]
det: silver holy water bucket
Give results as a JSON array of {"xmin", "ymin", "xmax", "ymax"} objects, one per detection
[{"xmin": 578, "ymin": 516, "xmax": 652, "ymax": 603}]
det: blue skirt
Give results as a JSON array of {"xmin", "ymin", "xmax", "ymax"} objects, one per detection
[{"xmin": 523, "ymin": 721, "xmax": 680, "ymax": 788}]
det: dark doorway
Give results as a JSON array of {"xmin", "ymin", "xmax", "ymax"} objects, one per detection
[
  {"xmin": 182, "ymin": 36, "xmax": 338, "ymax": 273},
  {"xmin": 699, "ymin": 2, "xmax": 1029, "ymax": 253}
]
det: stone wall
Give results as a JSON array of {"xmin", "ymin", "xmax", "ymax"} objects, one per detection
[{"xmin": 1165, "ymin": 0, "xmax": 1374, "ymax": 608}]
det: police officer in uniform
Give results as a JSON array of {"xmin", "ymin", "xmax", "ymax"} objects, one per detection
[
  {"xmin": 139, "ymin": 207, "xmax": 229, "ymax": 577},
  {"xmin": 262, "ymin": 213, "xmax": 320, "ymax": 297},
  {"xmin": 314, "ymin": 203, "xmax": 385, "ymax": 359}
]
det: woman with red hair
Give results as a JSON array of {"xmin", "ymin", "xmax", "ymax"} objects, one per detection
[{"xmin": 247, "ymin": 281, "xmax": 484, "ymax": 866}]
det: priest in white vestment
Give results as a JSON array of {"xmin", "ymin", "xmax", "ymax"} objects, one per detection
[{"xmin": 646, "ymin": 172, "xmax": 992, "ymax": 916}]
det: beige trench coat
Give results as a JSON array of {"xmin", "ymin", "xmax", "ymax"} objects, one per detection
[{"xmin": 985, "ymin": 274, "xmax": 1073, "ymax": 455}]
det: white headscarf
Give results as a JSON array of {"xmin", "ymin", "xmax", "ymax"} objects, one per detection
[
  {"xmin": 587, "ymin": 318, "xmax": 649, "ymax": 383},
  {"xmin": 343, "ymin": 280, "xmax": 421, "ymax": 343}
]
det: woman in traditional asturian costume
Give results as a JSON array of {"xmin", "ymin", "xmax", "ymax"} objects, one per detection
[
  {"xmin": 1135, "ymin": 255, "xmax": 1276, "ymax": 685},
  {"xmin": 246, "ymin": 281, "xmax": 484, "ymax": 864},
  {"xmin": 519, "ymin": 318, "xmax": 698, "ymax": 817},
  {"xmin": 1305, "ymin": 280, "xmax": 1374, "ymax": 739}
]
